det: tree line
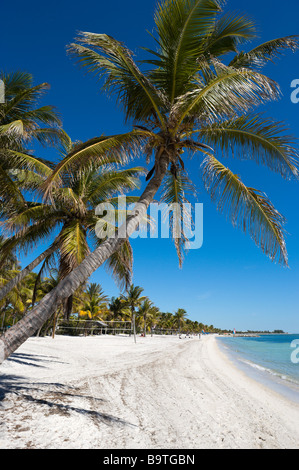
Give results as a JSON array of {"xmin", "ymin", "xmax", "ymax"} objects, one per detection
[{"xmin": 0, "ymin": 254, "xmax": 219, "ymax": 338}]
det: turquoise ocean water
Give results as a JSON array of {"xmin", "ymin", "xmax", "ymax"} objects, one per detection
[{"xmin": 216, "ymin": 334, "xmax": 299, "ymax": 404}]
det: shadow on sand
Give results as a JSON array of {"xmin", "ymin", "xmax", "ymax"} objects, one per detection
[{"xmin": 0, "ymin": 353, "xmax": 137, "ymax": 429}]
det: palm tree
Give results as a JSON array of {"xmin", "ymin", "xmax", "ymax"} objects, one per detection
[
  {"xmin": 137, "ymin": 298, "xmax": 153, "ymax": 337},
  {"xmin": 173, "ymin": 308, "xmax": 188, "ymax": 333},
  {"xmin": 0, "ymin": 70, "xmax": 65, "ymax": 300},
  {"xmin": 79, "ymin": 282, "xmax": 109, "ymax": 334},
  {"xmin": 147, "ymin": 305, "xmax": 161, "ymax": 337},
  {"xmin": 108, "ymin": 296, "xmax": 130, "ymax": 334},
  {"xmin": 0, "ymin": 139, "xmax": 145, "ymax": 304},
  {"xmin": 121, "ymin": 284, "xmax": 146, "ymax": 343},
  {"xmin": 158, "ymin": 311, "xmax": 174, "ymax": 333},
  {"xmin": 80, "ymin": 282, "xmax": 109, "ymax": 319},
  {"xmin": 0, "ymin": 71, "xmax": 64, "ymax": 146},
  {"xmin": 2, "ymin": 0, "xmax": 299, "ymax": 361}
]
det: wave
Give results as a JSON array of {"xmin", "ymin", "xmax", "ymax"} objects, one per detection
[
  {"xmin": 239, "ymin": 358, "xmax": 299, "ymax": 386},
  {"xmin": 216, "ymin": 336, "xmax": 299, "ymax": 404}
]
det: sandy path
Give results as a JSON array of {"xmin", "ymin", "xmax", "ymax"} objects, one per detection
[{"xmin": 0, "ymin": 334, "xmax": 298, "ymax": 449}]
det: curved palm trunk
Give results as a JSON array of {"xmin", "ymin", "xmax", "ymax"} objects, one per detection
[
  {"xmin": 0, "ymin": 154, "xmax": 169, "ymax": 362},
  {"xmin": 0, "ymin": 243, "xmax": 57, "ymax": 302}
]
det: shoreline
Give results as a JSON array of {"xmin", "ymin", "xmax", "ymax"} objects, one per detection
[
  {"xmin": 1, "ymin": 334, "xmax": 299, "ymax": 449},
  {"xmin": 216, "ymin": 335, "xmax": 299, "ymax": 406}
]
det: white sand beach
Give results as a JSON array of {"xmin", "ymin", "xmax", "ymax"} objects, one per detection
[{"xmin": 0, "ymin": 334, "xmax": 299, "ymax": 449}]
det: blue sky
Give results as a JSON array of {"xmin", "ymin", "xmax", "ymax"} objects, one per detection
[{"xmin": 1, "ymin": 0, "xmax": 299, "ymax": 332}]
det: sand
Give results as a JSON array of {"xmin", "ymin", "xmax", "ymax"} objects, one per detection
[{"xmin": 0, "ymin": 333, "xmax": 298, "ymax": 449}]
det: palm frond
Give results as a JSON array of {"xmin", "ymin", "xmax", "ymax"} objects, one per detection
[
  {"xmin": 1, "ymin": 81, "xmax": 51, "ymax": 119},
  {"xmin": 20, "ymin": 105, "xmax": 62, "ymax": 127},
  {"xmin": 1, "ymin": 203, "xmax": 62, "ymax": 233},
  {"xmin": 0, "ymin": 71, "xmax": 33, "ymax": 97},
  {"xmin": 31, "ymin": 250, "xmax": 57, "ymax": 307},
  {"xmin": 151, "ymin": 0, "xmax": 223, "ymax": 102},
  {"xmin": 160, "ymin": 169, "xmax": 197, "ymax": 267},
  {"xmin": 202, "ymin": 12, "xmax": 257, "ymax": 56},
  {"xmin": 59, "ymin": 221, "xmax": 90, "ymax": 277},
  {"xmin": 0, "ymin": 164, "xmax": 26, "ymax": 206},
  {"xmin": 0, "ymin": 222, "xmax": 59, "ymax": 265},
  {"xmin": 197, "ymin": 114, "xmax": 299, "ymax": 178},
  {"xmin": 7, "ymin": 169, "xmax": 50, "ymax": 192},
  {"xmin": 201, "ymin": 154, "xmax": 288, "ymax": 265},
  {"xmin": 0, "ymin": 71, "xmax": 65, "ymax": 154},
  {"xmin": 30, "ymin": 127, "xmax": 70, "ymax": 148},
  {"xmin": 84, "ymin": 166, "xmax": 145, "ymax": 205},
  {"xmin": 104, "ymin": 240, "xmax": 133, "ymax": 291},
  {"xmin": 0, "ymin": 120, "xmax": 24, "ymax": 138},
  {"xmin": 42, "ymin": 130, "xmax": 151, "ymax": 199},
  {"xmin": 172, "ymin": 63, "xmax": 280, "ymax": 129},
  {"xmin": 68, "ymin": 33, "xmax": 168, "ymax": 126},
  {"xmin": 0, "ymin": 149, "xmax": 53, "ymax": 177},
  {"xmin": 230, "ymin": 36, "xmax": 299, "ymax": 68}
]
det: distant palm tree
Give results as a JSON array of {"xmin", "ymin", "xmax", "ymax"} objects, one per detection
[
  {"xmin": 80, "ymin": 283, "xmax": 109, "ymax": 318},
  {"xmin": 147, "ymin": 306, "xmax": 161, "ymax": 337},
  {"xmin": 121, "ymin": 284, "xmax": 147, "ymax": 343},
  {"xmin": 108, "ymin": 296, "xmax": 130, "ymax": 334},
  {"xmin": 79, "ymin": 283, "xmax": 109, "ymax": 334},
  {"xmin": 3, "ymin": 0, "xmax": 299, "ymax": 361},
  {"xmin": 109, "ymin": 296, "xmax": 125, "ymax": 318},
  {"xmin": 158, "ymin": 311, "xmax": 175, "ymax": 333},
  {"xmin": 174, "ymin": 308, "xmax": 188, "ymax": 333},
  {"xmin": 138, "ymin": 298, "xmax": 154, "ymax": 337}
]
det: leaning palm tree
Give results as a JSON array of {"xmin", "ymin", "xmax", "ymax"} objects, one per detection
[
  {"xmin": 0, "ymin": 139, "xmax": 145, "ymax": 304},
  {"xmin": 2, "ymin": 0, "xmax": 299, "ymax": 361},
  {"xmin": 38, "ymin": 269, "xmax": 61, "ymax": 337},
  {"xmin": 0, "ymin": 70, "xmax": 66, "ymax": 299}
]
